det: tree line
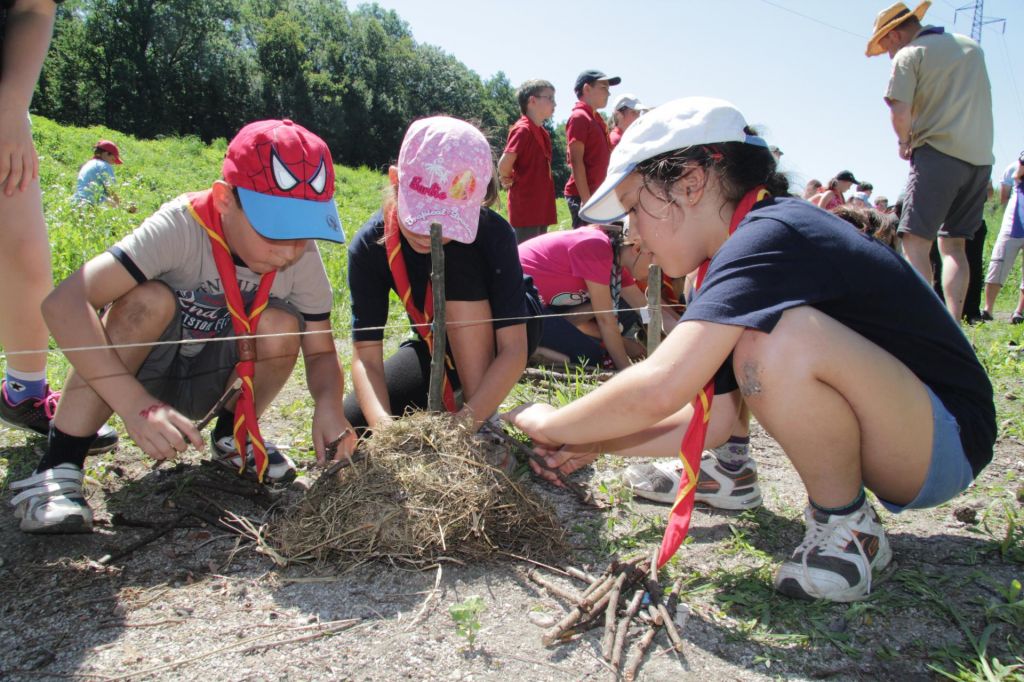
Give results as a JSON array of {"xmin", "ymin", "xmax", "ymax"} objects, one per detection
[{"xmin": 35, "ymin": 0, "xmax": 570, "ymax": 188}]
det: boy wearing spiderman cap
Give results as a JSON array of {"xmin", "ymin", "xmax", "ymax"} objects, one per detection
[{"xmin": 9, "ymin": 119, "xmax": 357, "ymax": 534}]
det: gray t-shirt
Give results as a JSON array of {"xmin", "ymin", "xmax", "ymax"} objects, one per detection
[{"xmin": 109, "ymin": 194, "xmax": 332, "ymax": 356}]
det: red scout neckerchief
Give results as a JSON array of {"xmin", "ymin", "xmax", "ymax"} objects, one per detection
[
  {"xmin": 657, "ymin": 185, "xmax": 770, "ymax": 568},
  {"xmin": 187, "ymin": 190, "xmax": 277, "ymax": 483},
  {"xmin": 383, "ymin": 206, "xmax": 458, "ymax": 412}
]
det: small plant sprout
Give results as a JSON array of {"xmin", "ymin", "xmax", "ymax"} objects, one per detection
[{"xmin": 449, "ymin": 596, "xmax": 486, "ymax": 646}]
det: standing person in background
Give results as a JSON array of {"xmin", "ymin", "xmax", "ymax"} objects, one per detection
[
  {"xmin": 609, "ymin": 94, "xmax": 649, "ymax": 149},
  {"xmin": 874, "ymin": 195, "xmax": 891, "ymax": 212},
  {"xmin": 982, "ymin": 152, "xmax": 1024, "ymax": 324},
  {"xmin": 867, "ymin": 1, "xmax": 994, "ymax": 321},
  {"xmin": 72, "ymin": 140, "xmax": 134, "ymax": 211},
  {"xmin": 564, "ymin": 69, "xmax": 620, "ymax": 228},
  {"xmin": 857, "ymin": 182, "xmax": 874, "ymax": 202},
  {"xmin": 498, "ymin": 80, "xmax": 557, "ymax": 245},
  {"xmin": 0, "ymin": 0, "xmax": 117, "ymax": 452}
]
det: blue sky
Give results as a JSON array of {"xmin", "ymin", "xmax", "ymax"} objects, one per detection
[{"xmin": 365, "ymin": 0, "xmax": 1024, "ymax": 202}]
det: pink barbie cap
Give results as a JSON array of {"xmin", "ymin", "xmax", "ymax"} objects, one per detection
[{"xmin": 396, "ymin": 116, "xmax": 492, "ymax": 244}]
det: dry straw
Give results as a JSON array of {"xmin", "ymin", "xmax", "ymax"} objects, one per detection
[{"xmin": 271, "ymin": 412, "xmax": 566, "ymax": 568}]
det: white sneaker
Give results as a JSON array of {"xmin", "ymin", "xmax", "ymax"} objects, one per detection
[
  {"xmin": 212, "ymin": 435, "xmax": 297, "ymax": 484},
  {"xmin": 9, "ymin": 464, "xmax": 93, "ymax": 534},
  {"xmin": 774, "ymin": 500, "xmax": 892, "ymax": 602},
  {"xmin": 621, "ymin": 451, "xmax": 762, "ymax": 509}
]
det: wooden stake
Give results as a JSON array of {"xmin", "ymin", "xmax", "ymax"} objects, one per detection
[
  {"xmin": 600, "ymin": 571, "xmax": 626, "ymax": 660},
  {"xmin": 428, "ymin": 221, "xmax": 447, "ymax": 412},
  {"xmin": 610, "ymin": 589, "xmax": 645, "ymax": 673},
  {"xmin": 646, "ymin": 264, "xmax": 663, "ymax": 355}
]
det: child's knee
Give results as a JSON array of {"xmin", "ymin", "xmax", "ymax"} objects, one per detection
[
  {"xmin": 256, "ymin": 307, "xmax": 301, "ymax": 361},
  {"xmin": 106, "ymin": 282, "xmax": 177, "ymax": 338}
]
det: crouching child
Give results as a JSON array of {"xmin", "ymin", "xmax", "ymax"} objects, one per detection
[{"xmin": 10, "ymin": 119, "xmax": 357, "ymax": 534}]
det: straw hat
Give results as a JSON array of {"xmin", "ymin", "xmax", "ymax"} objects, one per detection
[{"xmin": 865, "ymin": 2, "xmax": 931, "ymax": 57}]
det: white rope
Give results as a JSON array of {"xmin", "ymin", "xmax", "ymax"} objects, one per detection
[{"xmin": 0, "ymin": 303, "xmax": 686, "ymax": 360}]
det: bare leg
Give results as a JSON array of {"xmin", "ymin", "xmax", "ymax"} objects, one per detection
[
  {"xmin": 983, "ymin": 282, "xmax": 1001, "ymax": 315},
  {"xmin": 0, "ymin": 178, "xmax": 51, "ymax": 375},
  {"xmin": 938, "ymin": 236, "xmax": 969, "ymax": 321},
  {"xmin": 250, "ymin": 307, "xmax": 301, "ymax": 416},
  {"xmin": 54, "ymin": 282, "xmax": 177, "ymax": 437},
  {"xmin": 900, "ymin": 232, "xmax": 936, "ymax": 287},
  {"xmin": 733, "ymin": 306, "xmax": 933, "ymax": 508}
]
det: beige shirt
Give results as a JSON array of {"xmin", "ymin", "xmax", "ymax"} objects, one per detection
[
  {"xmin": 111, "ymin": 195, "xmax": 333, "ymax": 356},
  {"xmin": 886, "ymin": 26, "xmax": 994, "ymax": 166}
]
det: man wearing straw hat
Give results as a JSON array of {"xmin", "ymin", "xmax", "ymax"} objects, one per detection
[{"xmin": 867, "ymin": 2, "xmax": 993, "ymax": 321}]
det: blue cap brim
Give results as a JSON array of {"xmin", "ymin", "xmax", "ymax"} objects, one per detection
[{"xmin": 236, "ymin": 187, "xmax": 344, "ymax": 244}]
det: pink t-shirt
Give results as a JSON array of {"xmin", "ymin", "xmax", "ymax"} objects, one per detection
[{"xmin": 518, "ymin": 227, "xmax": 635, "ymax": 307}]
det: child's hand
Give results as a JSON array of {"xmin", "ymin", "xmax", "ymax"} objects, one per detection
[
  {"xmin": 313, "ymin": 409, "xmax": 357, "ymax": 465},
  {"xmin": 124, "ymin": 401, "xmax": 203, "ymax": 462},
  {"xmin": 501, "ymin": 402, "xmax": 559, "ymax": 447},
  {"xmin": 0, "ymin": 106, "xmax": 39, "ymax": 196},
  {"xmin": 529, "ymin": 443, "xmax": 601, "ymax": 485}
]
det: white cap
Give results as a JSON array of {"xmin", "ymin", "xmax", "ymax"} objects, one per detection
[
  {"xmin": 581, "ymin": 97, "xmax": 768, "ymax": 224},
  {"xmin": 610, "ymin": 94, "xmax": 650, "ymax": 113}
]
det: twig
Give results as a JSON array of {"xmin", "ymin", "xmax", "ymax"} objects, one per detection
[
  {"xmin": 235, "ymin": 618, "xmax": 360, "ymax": 654},
  {"xmin": 96, "ymin": 512, "xmax": 191, "ymax": 566},
  {"xmin": 611, "ymin": 589, "xmax": 645, "ymax": 676},
  {"xmin": 542, "ymin": 572, "xmax": 618, "ymax": 646},
  {"xmin": 624, "ymin": 622, "xmax": 658, "ymax": 682},
  {"xmin": 522, "ymin": 367, "xmax": 615, "ymax": 384},
  {"xmin": 600, "ymin": 571, "xmax": 626, "ymax": 660},
  {"xmin": 527, "ymin": 569, "xmax": 584, "ymax": 604},
  {"xmin": 428, "ymin": 221, "xmax": 446, "ymax": 412},
  {"xmin": 566, "ymin": 566, "xmax": 599, "ymax": 585},
  {"xmin": 195, "ymin": 378, "xmax": 242, "ymax": 431},
  {"xmin": 646, "ymin": 264, "xmax": 663, "ymax": 355},
  {"xmin": 479, "ymin": 421, "xmax": 600, "ymax": 507}
]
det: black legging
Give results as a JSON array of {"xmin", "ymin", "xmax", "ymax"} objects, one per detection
[{"xmin": 344, "ymin": 302, "xmax": 543, "ymax": 430}]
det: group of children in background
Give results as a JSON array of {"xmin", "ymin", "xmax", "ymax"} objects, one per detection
[{"xmin": 0, "ymin": 32, "xmax": 1003, "ymax": 605}]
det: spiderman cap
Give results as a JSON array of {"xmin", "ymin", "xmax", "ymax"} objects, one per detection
[{"xmin": 222, "ymin": 119, "xmax": 344, "ymax": 244}]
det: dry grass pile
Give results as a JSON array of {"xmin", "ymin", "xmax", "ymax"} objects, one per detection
[{"xmin": 271, "ymin": 412, "xmax": 566, "ymax": 567}]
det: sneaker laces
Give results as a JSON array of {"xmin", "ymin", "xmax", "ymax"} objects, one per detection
[
  {"xmin": 796, "ymin": 511, "xmax": 872, "ymax": 598},
  {"xmin": 33, "ymin": 388, "xmax": 60, "ymax": 421}
]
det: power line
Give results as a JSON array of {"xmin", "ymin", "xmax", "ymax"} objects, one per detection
[{"xmin": 755, "ymin": 0, "xmax": 868, "ymax": 39}]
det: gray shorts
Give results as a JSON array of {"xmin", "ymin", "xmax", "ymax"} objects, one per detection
[
  {"xmin": 136, "ymin": 288, "xmax": 304, "ymax": 419},
  {"xmin": 899, "ymin": 145, "xmax": 991, "ymax": 240}
]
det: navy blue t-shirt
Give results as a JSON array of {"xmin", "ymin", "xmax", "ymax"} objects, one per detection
[
  {"xmin": 348, "ymin": 207, "xmax": 531, "ymax": 342},
  {"xmin": 684, "ymin": 197, "xmax": 995, "ymax": 476}
]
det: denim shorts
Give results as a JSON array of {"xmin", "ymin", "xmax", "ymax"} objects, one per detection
[{"xmin": 877, "ymin": 385, "xmax": 975, "ymax": 513}]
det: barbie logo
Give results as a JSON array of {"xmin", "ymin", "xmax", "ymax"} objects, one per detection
[{"xmin": 409, "ymin": 176, "xmax": 447, "ymax": 200}]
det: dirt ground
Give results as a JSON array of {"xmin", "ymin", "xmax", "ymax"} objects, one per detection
[{"xmin": 2, "ymin": 378, "xmax": 1022, "ymax": 681}]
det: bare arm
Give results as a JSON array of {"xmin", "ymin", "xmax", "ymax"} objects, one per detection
[
  {"xmin": 497, "ymin": 152, "xmax": 516, "ymax": 189},
  {"xmin": 510, "ymin": 319, "xmax": 744, "ymax": 447},
  {"xmin": 568, "ymin": 140, "xmax": 590, "ymax": 203},
  {"xmin": 585, "ymin": 280, "xmax": 632, "ymax": 370},
  {"xmin": 350, "ymin": 339, "xmax": 392, "ymax": 429},
  {"xmin": 42, "ymin": 253, "xmax": 203, "ymax": 457},
  {"xmin": 0, "ymin": 0, "xmax": 57, "ymax": 194},
  {"xmin": 447, "ymin": 299, "xmax": 527, "ymax": 429},
  {"xmin": 886, "ymin": 98, "xmax": 913, "ymax": 160},
  {"xmin": 300, "ymin": 320, "xmax": 356, "ymax": 463}
]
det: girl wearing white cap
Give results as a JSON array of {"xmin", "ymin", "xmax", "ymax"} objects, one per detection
[
  {"xmin": 345, "ymin": 117, "xmax": 541, "ymax": 434},
  {"xmin": 509, "ymin": 97, "xmax": 994, "ymax": 602}
]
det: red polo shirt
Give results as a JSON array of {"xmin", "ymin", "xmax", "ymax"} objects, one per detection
[
  {"xmin": 564, "ymin": 101, "xmax": 612, "ymax": 198},
  {"xmin": 609, "ymin": 126, "xmax": 623, "ymax": 149},
  {"xmin": 503, "ymin": 116, "xmax": 557, "ymax": 228}
]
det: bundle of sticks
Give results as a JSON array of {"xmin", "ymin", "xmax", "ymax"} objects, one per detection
[{"xmin": 525, "ymin": 552, "xmax": 687, "ymax": 681}]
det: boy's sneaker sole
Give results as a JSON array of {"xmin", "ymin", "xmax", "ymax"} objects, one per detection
[
  {"xmin": 621, "ymin": 452, "xmax": 762, "ymax": 509},
  {"xmin": 774, "ymin": 502, "xmax": 892, "ymax": 602},
  {"xmin": 10, "ymin": 463, "xmax": 94, "ymax": 534},
  {"xmin": 211, "ymin": 436, "xmax": 297, "ymax": 485}
]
